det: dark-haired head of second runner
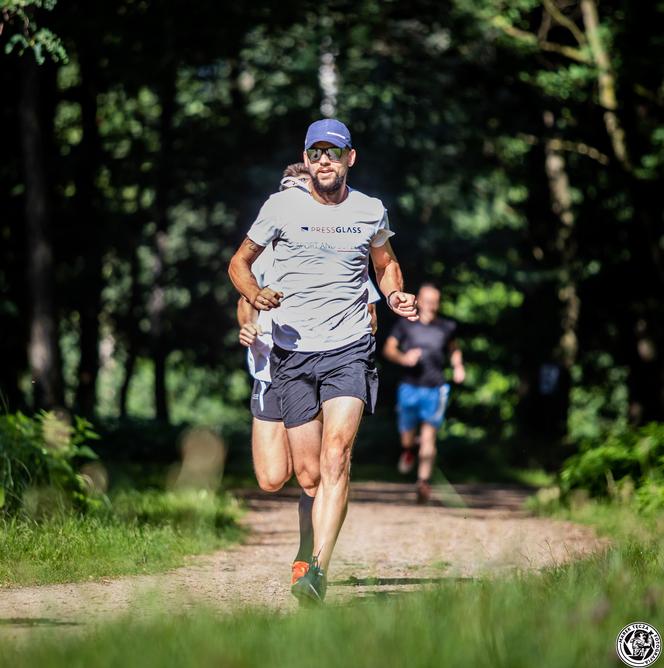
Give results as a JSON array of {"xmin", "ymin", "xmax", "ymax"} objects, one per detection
[
  {"xmin": 383, "ymin": 283, "xmax": 465, "ymax": 504},
  {"xmin": 228, "ymin": 118, "xmax": 418, "ymax": 603}
]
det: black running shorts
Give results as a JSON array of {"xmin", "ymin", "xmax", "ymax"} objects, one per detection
[
  {"xmin": 250, "ymin": 378, "xmax": 282, "ymax": 422},
  {"xmin": 270, "ymin": 334, "xmax": 378, "ymax": 429}
]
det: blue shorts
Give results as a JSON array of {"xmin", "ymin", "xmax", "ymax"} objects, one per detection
[{"xmin": 396, "ymin": 383, "xmax": 450, "ymax": 432}]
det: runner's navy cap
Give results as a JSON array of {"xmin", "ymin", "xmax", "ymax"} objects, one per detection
[{"xmin": 304, "ymin": 119, "xmax": 352, "ymax": 149}]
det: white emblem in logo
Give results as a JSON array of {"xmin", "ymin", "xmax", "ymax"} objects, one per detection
[{"xmin": 616, "ymin": 622, "xmax": 661, "ymax": 667}]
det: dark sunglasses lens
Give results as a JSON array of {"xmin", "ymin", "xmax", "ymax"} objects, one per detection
[{"xmin": 307, "ymin": 147, "xmax": 345, "ymax": 162}]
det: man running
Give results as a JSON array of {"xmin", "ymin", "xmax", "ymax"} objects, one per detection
[
  {"xmin": 236, "ymin": 160, "xmax": 381, "ymax": 589},
  {"xmin": 383, "ymin": 283, "xmax": 465, "ymax": 504},
  {"xmin": 229, "ymin": 118, "xmax": 417, "ymax": 603}
]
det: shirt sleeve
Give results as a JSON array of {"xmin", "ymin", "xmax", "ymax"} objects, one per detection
[
  {"xmin": 370, "ymin": 208, "xmax": 396, "ymax": 248},
  {"xmin": 246, "ymin": 197, "xmax": 282, "ymax": 248},
  {"xmin": 366, "ymin": 278, "xmax": 381, "ymax": 304}
]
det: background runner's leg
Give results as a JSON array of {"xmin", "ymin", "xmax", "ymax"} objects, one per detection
[
  {"xmin": 417, "ymin": 422, "xmax": 437, "ymax": 482},
  {"xmin": 312, "ymin": 396, "xmax": 364, "ymax": 573}
]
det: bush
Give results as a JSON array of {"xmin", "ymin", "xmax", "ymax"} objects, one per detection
[
  {"xmin": 560, "ymin": 422, "xmax": 664, "ymax": 506},
  {"xmin": 0, "ymin": 411, "xmax": 102, "ymax": 516}
]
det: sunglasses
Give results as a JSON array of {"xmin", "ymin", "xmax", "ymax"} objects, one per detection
[{"xmin": 306, "ymin": 146, "xmax": 347, "ymax": 162}]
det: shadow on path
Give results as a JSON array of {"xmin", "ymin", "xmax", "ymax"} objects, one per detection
[
  {"xmin": 234, "ymin": 480, "xmax": 533, "ymax": 513},
  {"xmin": 0, "ymin": 618, "xmax": 81, "ymax": 628}
]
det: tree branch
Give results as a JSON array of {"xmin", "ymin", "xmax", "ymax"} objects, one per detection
[
  {"xmin": 491, "ymin": 16, "xmax": 590, "ymax": 63},
  {"xmin": 541, "ymin": 0, "xmax": 587, "ymax": 46},
  {"xmin": 517, "ymin": 133, "xmax": 610, "ymax": 165}
]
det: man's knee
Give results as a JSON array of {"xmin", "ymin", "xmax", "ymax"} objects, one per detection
[
  {"xmin": 321, "ymin": 434, "xmax": 352, "ymax": 482},
  {"xmin": 301, "ymin": 483, "xmax": 318, "ymax": 497},
  {"xmin": 294, "ymin": 465, "xmax": 320, "ymax": 492},
  {"xmin": 255, "ymin": 468, "xmax": 290, "ymax": 493}
]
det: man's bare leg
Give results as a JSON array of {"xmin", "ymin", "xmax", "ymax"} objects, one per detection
[
  {"xmin": 287, "ymin": 413, "xmax": 323, "ymax": 496},
  {"xmin": 311, "ymin": 396, "xmax": 364, "ymax": 572},
  {"xmin": 400, "ymin": 428, "xmax": 417, "ymax": 449},
  {"xmin": 417, "ymin": 423, "xmax": 437, "ymax": 482},
  {"xmin": 253, "ymin": 417, "xmax": 317, "ymax": 570},
  {"xmin": 286, "ymin": 415, "xmax": 322, "ymax": 566},
  {"xmin": 251, "ymin": 418, "xmax": 292, "ymax": 492},
  {"xmin": 398, "ymin": 427, "xmax": 418, "ymax": 474}
]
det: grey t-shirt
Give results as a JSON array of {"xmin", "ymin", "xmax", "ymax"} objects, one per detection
[{"xmin": 247, "ymin": 186, "xmax": 393, "ymax": 352}]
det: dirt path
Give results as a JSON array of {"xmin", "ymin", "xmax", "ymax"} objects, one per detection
[{"xmin": 0, "ymin": 482, "xmax": 607, "ymax": 641}]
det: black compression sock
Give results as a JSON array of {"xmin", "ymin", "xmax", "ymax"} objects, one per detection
[{"xmin": 294, "ymin": 491, "xmax": 315, "ymax": 563}]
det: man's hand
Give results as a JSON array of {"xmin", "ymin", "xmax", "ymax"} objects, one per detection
[
  {"xmin": 453, "ymin": 365, "xmax": 466, "ymax": 384},
  {"xmin": 401, "ymin": 348, "xmax": 422, "ymax": 367},
  {"xmin": 251, "ymin": 287, "xmax": 283, "ymax": 311},
  {"xmin": 239, "ymin": 323, "xmax": 263, "ymax": 348},
  {"xmin": 388, "ymin": 291, "xmax": 419, "ymax": 321}
]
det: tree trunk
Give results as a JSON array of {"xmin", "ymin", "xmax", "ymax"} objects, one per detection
[
  {"xmin": 73, "ymin": 50, "xmax": 103, "ymax": 418},
  {"xmin": 19, "ymin": 55, "xmax": 64, "ymax": 410},
  {"xmin": 543, "ymin": 111, "xmax": 580, "ymax": 371},
  {"xmin": 119, "ymin": 244, "xmax": 141, "ymax": 418},
  {"xmin": 149, "ymin": 53, "xmax": 177, "ymax": 423}
]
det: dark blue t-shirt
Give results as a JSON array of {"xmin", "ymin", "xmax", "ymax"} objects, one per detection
[{"xmin": 389, "ymin": 317, "xmax": 457, "ymax": 387}]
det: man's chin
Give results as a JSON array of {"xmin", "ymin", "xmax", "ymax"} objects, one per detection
[{"xmin": 313, "ymin": 175, "xmax": 343, "ymax": 194}]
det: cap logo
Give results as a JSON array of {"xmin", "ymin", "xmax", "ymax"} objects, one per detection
[{"xmin": 327, "ymin": 131, "xmax": 347, "ymax": 139}]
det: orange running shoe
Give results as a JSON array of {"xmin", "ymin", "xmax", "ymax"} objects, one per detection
[{"xmin": 291, "ymin": 560, "xmax": 310, "ymax": 585}]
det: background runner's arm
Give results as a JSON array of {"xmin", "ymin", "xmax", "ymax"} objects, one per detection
[
  {"xmin": 228, "ymin": 237, "xmax": 282, "ymax": 309},
  {"xmin": 448, "ymin": 340, "xmax": 466, "ymax": 383},
  {"xmin": 383, "ymin": 335, "xmax": 421, "ymax": 367}
]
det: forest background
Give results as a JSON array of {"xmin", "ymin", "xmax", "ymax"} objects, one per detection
[{"xmin": 2, "ymin": 0, "xmax": 663, "ymax": 479}]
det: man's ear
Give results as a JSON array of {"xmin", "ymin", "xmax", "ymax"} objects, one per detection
[{"xmin": 347, "ymin": 148, "xmax": 357, "ymax": 167}]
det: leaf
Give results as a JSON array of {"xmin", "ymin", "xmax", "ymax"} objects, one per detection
[{"xmin": 75, "ymin": 445, "xmax": 99, "ymax": 460}]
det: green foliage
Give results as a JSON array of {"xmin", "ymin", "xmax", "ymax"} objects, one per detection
[
  {"xmin": 560, "ymin": 423, "xmax": 664, "ymax": 506},
  {"xmin": 3, "ymin": 0, "xmax": 664, "ymax": 471},
  {"xmin": 1, "ymin": 0, "xmax": 67, "ymax": 63},
  {"xmin": 0, "ymin": 411, "xmax": 101, "ymax": 516}
]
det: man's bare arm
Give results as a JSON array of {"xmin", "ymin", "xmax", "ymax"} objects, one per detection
[
  {"xmin": 368, "ymin": 303, "xmax": 378, "ymax": 336},
  {"xmin": 237, "ymin": 296, "xmax": 257, "ymax": 328},
  {"xmin": 370, "ymin": 240, "xmax": 418, "ymax": 321},
  {"xmin": 383, "ymin": 335, "xmax": 421, "ymax": 367},
  {"xmin": 370, "ymin": 239, "xmax": 403, "ymax": 295},
  {"xmin": 228, "ymin": 237, "xmax": 283, "ymax": 310},
  {"xmin": 449, "ymin": 340, "xmax": 466, "ymax": 383},
  {"xmin": 237, "ymin": 296, "xmax": 264, "ymax": 348}
]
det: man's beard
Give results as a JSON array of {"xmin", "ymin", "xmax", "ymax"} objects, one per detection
[{"xmin": 313, "ymin": 173, "xmax": 344, "ymax": 194}]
